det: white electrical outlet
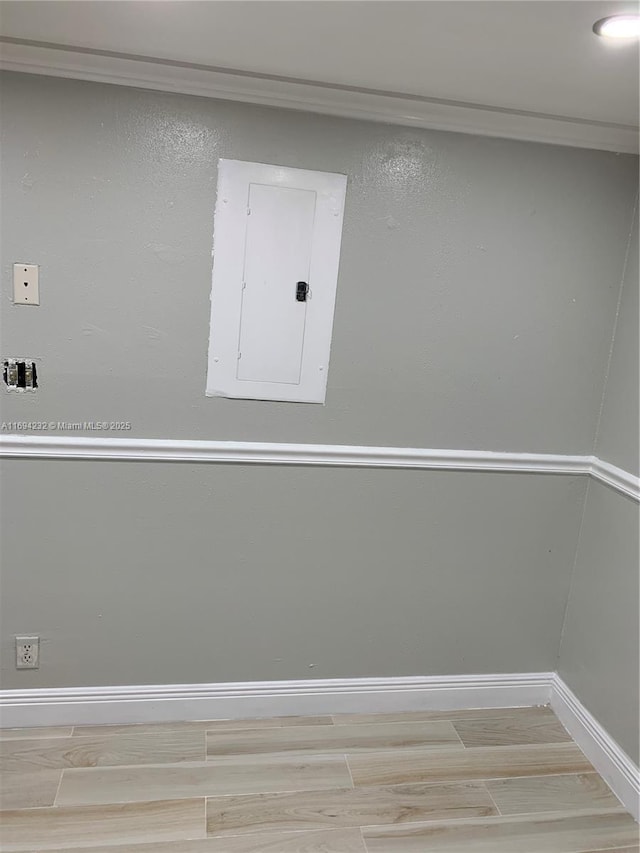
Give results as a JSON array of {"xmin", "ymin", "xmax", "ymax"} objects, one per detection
[
  {"xmin": 16, "ymin": 635, "xmax": 40, "ymax": 669},
  {"xmin": 13, "ymin": 263, "xmax": 40, "ymax": 305}
]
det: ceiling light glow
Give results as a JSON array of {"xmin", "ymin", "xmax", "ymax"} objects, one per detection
[{"xmin": 593, "ymin": 14, "xmax": 640, "ymax": 38}]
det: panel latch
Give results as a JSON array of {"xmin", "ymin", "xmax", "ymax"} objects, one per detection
[{"xmin": 296, "ymin": 281, "xmax": 309, "ymax": 302}]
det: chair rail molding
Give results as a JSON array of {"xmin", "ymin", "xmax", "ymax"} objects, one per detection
[
  {"xmin": 0, "ymin": 37, "xmax": 637, "ymax": 154},
  {"xmin": 0, "ymin": 434, "xmax": 638, "ymax": 501}
]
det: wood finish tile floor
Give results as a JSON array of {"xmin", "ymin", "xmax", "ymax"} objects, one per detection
[{"xmin": 0, "ymin": 706, "xmax": 637, "ymax": 852}]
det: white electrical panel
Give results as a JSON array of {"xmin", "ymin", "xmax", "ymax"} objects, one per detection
[{"xmin": 206, "ymin": 160, "xmax": 347, "ymax": 403}]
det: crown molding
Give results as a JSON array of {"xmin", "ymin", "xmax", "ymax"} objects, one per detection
[
  {"xmin": 0, "ymin": 38, "xmax": 637, "ymax": 154},
  {"xmin": 1, "ymin": 434, "xmax": 638, "ymax": 501}
]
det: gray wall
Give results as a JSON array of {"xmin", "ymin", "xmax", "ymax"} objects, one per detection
[
  {"xmin": 0, "ymin": 461, "xmax": 585, "ymax": 688},
  {"xmin": 0, "ymin": 73, "xmax": 636, "ymax": 698},
  {"xmin": 558, "ymin": 212, "xmax": 640, "ymax": 764},
  {"xmin": 1, "ymin": 72, "xmax": 637, "ymax": 451},
  {"xmin": 559, "ymin": 480, "xmax": 639, "ymax": 763},
  {"xmin": 594, "ymin": 207, "xmax": 640, "ymax": 478}
]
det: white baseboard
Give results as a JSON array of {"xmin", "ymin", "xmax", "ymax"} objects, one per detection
[
  {"xmin": 551, "ymin": 674, "xmax": 640, "ymax": 822},
  {"xmin": 0, "ymin": 672, "xmax": 552, "ymax": 729},
  {"xmin": 2, "ymin": 671, "xmax": 636, "ymax": 821}
]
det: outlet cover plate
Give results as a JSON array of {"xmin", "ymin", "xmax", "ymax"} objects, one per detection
[
  {"xmin": 13, "ymin": 263, "xmax": 40, "ymax": 305},
  {"xmin": 16, "ymin": 635, "xmax": 40, "ymax": 669}
]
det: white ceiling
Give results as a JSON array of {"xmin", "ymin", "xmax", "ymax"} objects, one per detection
[{"xmin": 0, "ymin": 1, "xmax": 638, "ymax": 143}]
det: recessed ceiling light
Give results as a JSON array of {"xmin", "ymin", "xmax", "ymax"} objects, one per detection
[{"xmin": 593, "ymin": 14, "xmax": 640, "ymax": 38}]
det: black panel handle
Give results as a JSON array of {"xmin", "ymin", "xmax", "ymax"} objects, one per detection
[{"xmin": 296, "ymin": 281, "xmax": 309, "ymax": 302}]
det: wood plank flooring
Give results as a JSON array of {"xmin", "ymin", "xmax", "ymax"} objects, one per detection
[{"xmin": 0, "ymin": 706, "xmax": 637, "ymax": 852}]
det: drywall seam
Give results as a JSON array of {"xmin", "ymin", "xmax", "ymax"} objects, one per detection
[
  {"xmin": 556, "ymin": 477, "xmax": 591, "ymax": 670},
  {"xmin": 592, "ymin": 193, "xmax": 639, "ymax": 457}
]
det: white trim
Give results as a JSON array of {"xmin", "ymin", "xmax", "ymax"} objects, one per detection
[
  {"xmin": 590, "ymin": 457, "xmax": 640, "ymax": 502},
  {"xmin": 0, "ymin": 673, "xmax": 552, "ymax": 729},
  {"xmin": 1, "ymin": 435, "xmax": 638, "ymax": 501},
  {"xmin": 206, "ymin": 159, "xmax": 346, "ymax": 403},
  {"xmin": 0, "ymin": 435, "xmax": 590, "ymax": 472},
  {"xmin": 0, "ymin": 39, "xmax": 637, "ymax": 154},
  {"xmin": 2, "ymin": 670, "xmax": 636, "ymax": 822},
  {"xmin": 551, "ymin": 674, "xmax": 640, "ymax": 822}
]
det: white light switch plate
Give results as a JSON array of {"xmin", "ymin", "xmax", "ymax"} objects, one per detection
[{"xmin": 13, "ymin": 263, "xmax": 39, "ymax": 305}]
